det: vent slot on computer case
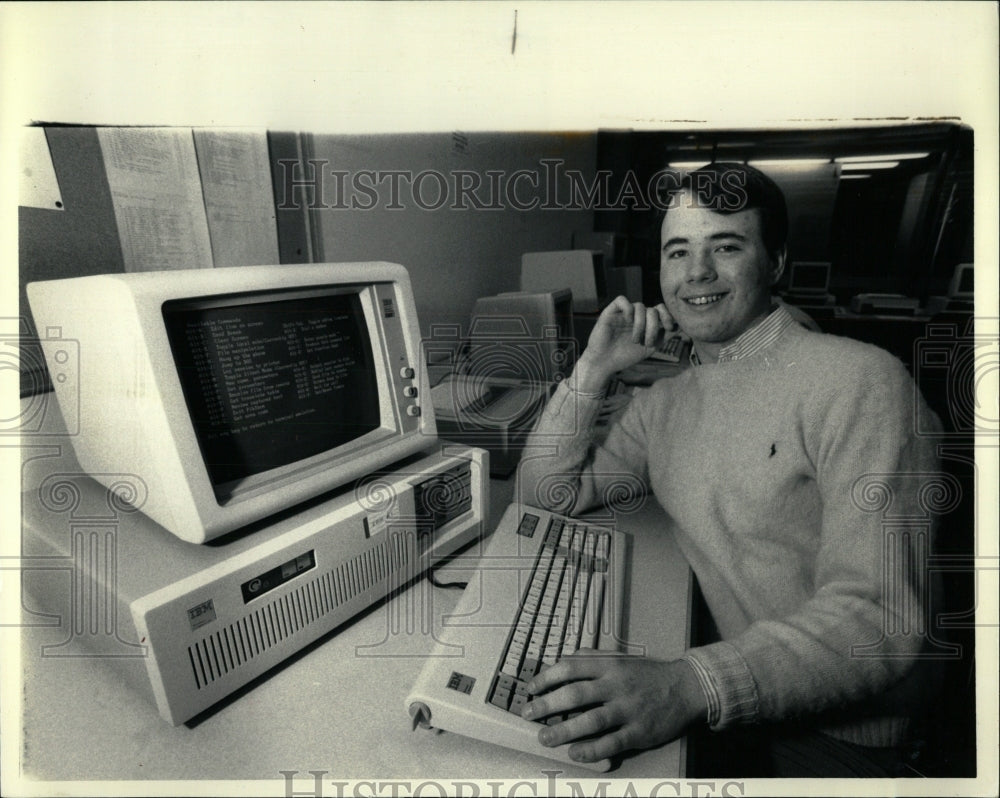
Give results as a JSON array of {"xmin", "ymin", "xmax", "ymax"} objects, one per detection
[{"xmin": 186, "ymin": 530, "xmax": 412, "ymax": 689}]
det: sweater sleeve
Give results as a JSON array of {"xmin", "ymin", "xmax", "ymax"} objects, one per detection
[
  {"xmin": 684, "ymin": 350, "xmax": 944, "ymax": 731},
  {"xmin": 516, "ymin": 380, "xmax": 653, "ymax": 516}
]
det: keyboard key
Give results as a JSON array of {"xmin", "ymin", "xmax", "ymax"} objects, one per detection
[
  {"xmin": 510, "ymin": 692, "xmax": 529, "ymax": 716},
  {"xmin": 490, "ymin": 686, "xmax": 512, "ymax": 710},
  {"xmin": 544, "ymin": 519, "xmax": 563, "ymax": 548}
]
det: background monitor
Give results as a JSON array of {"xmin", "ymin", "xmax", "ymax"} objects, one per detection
[
  {"xmin": 27, "ymin": 262, "xmax": 433, "ymax": 544},
  {"xmin": 604, "ymin": 265, "xmax": 644, "ymax": 302},
  {"xmin": 787, "ymin": 261, "xmax": 832, "ymax": 295},
  {"xmin": 464, "ymin": 288, "xmax": 576, "ymax": 384},
  {"xmin": 948, "ymin": 262, "xmax": 974, "ymax": 300},
  {"xmin": 572, "ymin": 230, "xmax": 627, "ymax": 270},
  {"xmin": 520, "ymin": 250, "xmax": 606, "ymax": 313}
]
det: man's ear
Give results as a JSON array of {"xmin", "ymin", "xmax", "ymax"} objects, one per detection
[{"xmin": 770, "ymin": 247, "xmax": 787, "ymax": 285}]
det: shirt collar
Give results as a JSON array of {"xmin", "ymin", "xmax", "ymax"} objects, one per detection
[{"xmin": 688, "ymin": 303, "xmax": 796, "ymax": 365}]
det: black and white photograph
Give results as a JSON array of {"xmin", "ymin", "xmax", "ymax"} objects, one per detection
[{"xmin": 1, "ymin": 3, "xmax": 997, "ymax": 797}]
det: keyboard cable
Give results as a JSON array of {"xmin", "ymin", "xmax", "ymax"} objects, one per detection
[{"xmin": 427, "ymin": 566, "xmax": 469, "ymax": 590}]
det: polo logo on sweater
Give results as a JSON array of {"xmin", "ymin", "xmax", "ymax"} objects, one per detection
[{"xmin": 769, "ymin": 443, "xmax": 777, "ymax": 458}]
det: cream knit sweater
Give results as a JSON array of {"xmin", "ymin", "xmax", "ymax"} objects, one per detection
[{"xmin": 518, "ymin": 308, "xmax": 944, "ymax": 748}]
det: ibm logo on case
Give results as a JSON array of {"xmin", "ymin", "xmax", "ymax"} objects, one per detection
[
  {"xmin": 446, "ymin": 671, "xmax": 475, "ymax": 694},
  {"xmin": 187, "ymin": 599, "xmax": 217, "ymax": 630},
  {"xmin": 382, "ymin": 298, "xmax": 396, "ymax": 319}
]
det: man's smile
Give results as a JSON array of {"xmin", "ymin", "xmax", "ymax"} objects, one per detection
[{"xmin": 682, "ymin": 292, "xmax": 728, "ymax": 307}]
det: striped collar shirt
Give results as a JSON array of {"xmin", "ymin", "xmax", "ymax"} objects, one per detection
[{"xmin": 689, "ymin": 303, "xmax": 797, "ymax": 366}]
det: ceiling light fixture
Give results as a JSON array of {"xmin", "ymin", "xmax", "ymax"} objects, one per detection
[
  {"xmin": 835, "ymin": 153, "xmax": 930, "ymax": 163},
  {"xmin": 840, "ymin": 161, "xmax": 900, "ymax": 171},
  {"xmin": 747, "ymin": 158, "xmax": 831, "ymax": 168}
]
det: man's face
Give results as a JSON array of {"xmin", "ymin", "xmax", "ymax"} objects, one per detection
[{"xmin": 659, "ymin": 191, "xmax": 785, "ymax": 355}]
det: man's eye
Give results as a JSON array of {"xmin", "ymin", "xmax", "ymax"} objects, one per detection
[
  {"xmin": 716, "ymin": 244, "xmax": 740, "ymax": 253},
  {"xmin": 664, "ymin": 249, "xmax": 687, "ymax": 259}
]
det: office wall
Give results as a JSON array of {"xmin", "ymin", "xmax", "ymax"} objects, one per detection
[
  {"xmin": 17, "ymin": 128, "xmax": 126, "ymax": 395},
  {"xmin": 302, "ymin": 133, "xmax": 598, "ymax": 334}
]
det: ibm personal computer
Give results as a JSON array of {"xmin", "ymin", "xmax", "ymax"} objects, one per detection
[{"xmin": 25, "ymin": 263, "xmax": 489, "ymax": 724}]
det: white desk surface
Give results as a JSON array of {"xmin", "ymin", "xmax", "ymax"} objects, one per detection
[{"xmin": 15, "ymin": 456, "xmax": 693, "ymax": 789}]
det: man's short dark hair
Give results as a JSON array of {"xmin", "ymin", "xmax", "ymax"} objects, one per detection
[{"xmin": 665, "ymin": 162, "xmax": 789, "ymax": 258}]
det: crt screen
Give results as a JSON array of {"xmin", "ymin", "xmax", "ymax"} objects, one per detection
[
  {"xmin": 790, "ymin": 263, "xmax": 829, "ymax": 291},
  {"xmin": 164, "ymin": 289, "xmax": 381, "ymax": 488}
]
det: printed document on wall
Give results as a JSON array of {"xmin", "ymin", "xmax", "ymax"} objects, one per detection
[
  {"xmin": 193, "ymin": 129, "xmax": 280, "ymax": 268},
  {"xmin": 97, "ymin": 127, "xmax": 213, "ymax": 272}
]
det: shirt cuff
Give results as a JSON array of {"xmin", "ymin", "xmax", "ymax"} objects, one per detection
[
  {"xmin": 681, "ymin": 641, "xmax": 760, "ymax": 730},
  {"xmin": 545, "ymin": 379, "xmax": 604, "ymax": 423},
  {"xmin": 563, "ymin": 375, "xmax": 608, "ymax": 400}
]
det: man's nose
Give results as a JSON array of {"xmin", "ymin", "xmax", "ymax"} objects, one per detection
[{"xmin": 686, "ymin": 250, "xmax": 716, "ymax": 281}]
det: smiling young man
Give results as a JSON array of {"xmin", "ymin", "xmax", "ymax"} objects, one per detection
[{"xmin": 516, "ymin": 163, "xmax": 943, "ymax": 776}]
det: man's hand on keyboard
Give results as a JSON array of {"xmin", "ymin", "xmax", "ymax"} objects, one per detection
[{"xmin": 522, "ymin": 651, "xmax": 707, "ymax": 764}]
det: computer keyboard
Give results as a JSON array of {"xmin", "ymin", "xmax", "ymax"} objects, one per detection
[
  {"xmin": 647, "ymin": 333, "xmax": 689, "ymax": 363},
  {"xmin": 405, "ymin": 503, "xmax": 629, "ymax": 772}
]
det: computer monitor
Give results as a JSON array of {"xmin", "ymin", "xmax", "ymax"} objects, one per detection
[
  {"xmin": 27, "ymin": 262, "xmax": 435, "ymax": 544},
  {"xmin": 464, "ymin": 288, "xmax": 576, "ymax": 384},
  {"xmin": 948, "ymin": 262, "xmax": 974, "ymax": 300},
  {"xmin": 520, "ymin": 250, "xmax": 606, "ymax": 313},
  {"xmin": 787, "ymin": 261, "xmax": 831, "ymax": 295},
  {"xmin": 572, "ymin": 230, "xmax": 626, "ymax": 270}
]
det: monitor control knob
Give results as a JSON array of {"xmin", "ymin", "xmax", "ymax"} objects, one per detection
[
  {"xmin": 399, "ymin": 366, "xmax": 415, "ymax": 379},
  {"xmin": 403, "ymin": 386, "xmax": 418, "ymax": 398},
  {"xmin": 406, "ymin": 405, "xmax": 421, "ymax": 417}
]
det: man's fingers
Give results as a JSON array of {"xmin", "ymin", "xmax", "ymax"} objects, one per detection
[
  {"xmin": 643, "ymin": 306, "xmax": 661, "ymax": 348},
  {"xmin": 526, "ymin": 648, "xmax": 606, "ymax": 694},
  {"xmin": 567, "ymin": 727, "xmax": 636, "ymax": 763},
  {"xmin": 654, "ymin": 302, "xmax": 676, "ymax": 332},
  {"xmin": 600, "ymin": 295, "xmax": 633, "ymax": 324},
  {"xmin": 629, "ymin": 302, "xmax": 647, "ymax": 344},
  {"xmin": 536, "ymin": 704, "xmax": 620, "ymax": 747},
  {"xmin": 526, "ymin": 659, "xmax": 585, "ymax": 696},
  {"xmin": 525, "ymin": 680, "xmax": 602, "ymax": 725}
]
